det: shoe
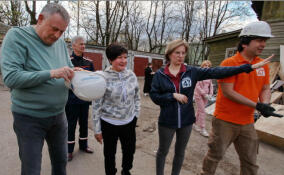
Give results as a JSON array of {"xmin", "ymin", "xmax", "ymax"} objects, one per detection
[
  {"xmin": 80, "ymin": 147, "xmax": 94, "ymax": 154},
  {"xmin": 200, "ymin": 129, "xmax": 209, "ymax": 137},
  {"xmin": 67, "ymin": 153, "xmax": 73, "ymax": 161},
  {"xmin": 121, "ymin": 170, "xmax": 131, "ymax": 175},
  {"xmin": 193, "ymin": 124, "xmax": 201, "ymax": 132}
]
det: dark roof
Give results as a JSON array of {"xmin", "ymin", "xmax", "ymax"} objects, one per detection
[
  {"xmin": 204, "ymin": 29, "xmax": 241, "ymax": 43},
  {"xmin": 251, "ymin": 1, "xmax": 264, "ymax": 20},
  {"xmin": 0, "ymin": 22, "xmax": 11, "ymax": 35}
]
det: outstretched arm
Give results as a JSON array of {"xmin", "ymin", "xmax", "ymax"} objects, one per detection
[
  {"xmin": 197, "ymin": 55, "xmax": 274, "ymax": 81},
  {"xmin": 251, "ymin": 55, "xmax": 274, "ymax": 69}
]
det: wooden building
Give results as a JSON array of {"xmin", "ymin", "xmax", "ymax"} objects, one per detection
[
  {"xmin": 204, "ymin": 30, "xmax": 240, "ymax": 67},
  {"xmin": 204, "ymin": 1, "xmax": 284, "ymax": 66}
]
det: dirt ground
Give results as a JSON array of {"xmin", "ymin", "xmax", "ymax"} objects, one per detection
[
  {"xmin": 1, "ymin": 78, "xmax": 284, "ymax": 175},
  {"xmin": 134, "ymin": 78, "xmax": 284, "ymax": 175}
]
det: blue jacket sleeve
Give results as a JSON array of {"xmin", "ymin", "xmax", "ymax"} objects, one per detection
[
  {"xmin": 195, "ymin": 64, "xmax": 253, "ymax": 81},
  {"xmin": 150, "ymin": 72, "xmax": 176, "ymax": 106}
]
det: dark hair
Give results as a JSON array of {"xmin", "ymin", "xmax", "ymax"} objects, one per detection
[
  {"xmin": 237, "ymin": 36, "xmax": 266, "ymax": 52},
  {"xmin": 147, "ymin": 63, "xmax": 152, "ymax": 66},
  {"xmin": 105, "ymin": 43, "xmax": 128, "ymax": 62}
]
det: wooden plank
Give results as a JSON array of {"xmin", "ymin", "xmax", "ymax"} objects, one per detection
[
  {"xmin": 270, "ymin": 80, "xmax": 284, "ymax": 91},
  {"xmin": 255, "ymin": 104, "xmax": 284, "ymax": 150},
  {"xmin": 278, "ymin": 65, "xmax": 284, "ymax": 81},
  {"xmin": 270, "ymin": 91, "xmax": 283, "ymax": 103},
  {"xmin": 205, "ymin": 103, "xmax": 216, "ymax": 116},
  {"xmin": 269, "ymin": 62, "xmax": 280, "ymax": 84},
  {"xmin": 279, "ymin": 46, "xmax": 284, "ymax": 80}
]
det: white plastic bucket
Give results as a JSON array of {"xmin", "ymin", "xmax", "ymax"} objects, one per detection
[{"xmin": 65, "ymin": 71, "xmax": 106, "ymax": 101}]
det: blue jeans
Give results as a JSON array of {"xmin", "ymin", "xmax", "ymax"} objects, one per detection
[{"xmin": 13, "ymin": 112, "xmax": 68, "ymax": 175}]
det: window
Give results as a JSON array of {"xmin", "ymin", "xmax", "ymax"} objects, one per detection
[{"xmin": 225, "ymin": 47, "xmax": 237, "ymax": 58}]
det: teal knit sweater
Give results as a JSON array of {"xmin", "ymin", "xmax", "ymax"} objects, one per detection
[{"xmin": 0, "ymin": 26, "xmax": 73, "ymax": 118}]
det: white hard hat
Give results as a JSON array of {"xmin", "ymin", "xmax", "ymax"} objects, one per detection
[
  {"xmin": 239, "ymin": 21, "xmax": 274, "ymax": 38},
  {"xmin": 65, "ymin": 71, "xmax": 106, "ymax": 101}
]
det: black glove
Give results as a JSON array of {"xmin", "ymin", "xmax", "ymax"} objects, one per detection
[{"xmin": 256, "ymin": 102, "xmax": 283, "ymax": 118}]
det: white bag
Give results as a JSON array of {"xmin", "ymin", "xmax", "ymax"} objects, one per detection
[{"xmin": 65, "ymin": 71, "xmax": 106, "ymax": 101}]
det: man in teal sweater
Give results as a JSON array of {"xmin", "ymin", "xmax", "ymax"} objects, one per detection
[{"xmin": 1, "ymin": 3, "xmax": 74, "ymax": 175}]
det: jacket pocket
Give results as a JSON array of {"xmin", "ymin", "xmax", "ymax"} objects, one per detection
[{"xmin": 160, "ymin": 103, "xmax": 178, "ymax": 125}]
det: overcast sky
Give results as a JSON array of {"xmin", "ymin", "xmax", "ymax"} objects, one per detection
[{"xmin": 34, "ymin": 1, "xmax": 258, "ymax": 39}]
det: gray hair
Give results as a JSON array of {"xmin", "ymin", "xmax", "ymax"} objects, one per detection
[
  {"xmin": 40, "ymin": 3, "xmax": 70, "ymax": 23},
  {"xmin": 71, "ymin": 36, "xmax": 85, "ymax": 45}
]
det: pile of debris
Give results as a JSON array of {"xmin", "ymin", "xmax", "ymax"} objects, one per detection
[{"xmin": 205, "ymin": 62, "xmax": 284, "ymax": 150}]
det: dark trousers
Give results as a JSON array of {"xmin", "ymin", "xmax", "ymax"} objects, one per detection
[
  {"xmin": 13, "ymin": 112, "xmax": 67, "ymax": 175},
  {"xmin": 65, "ymin": 104, "xmax": 89, "ymax": 153},
  {"xmin": 156, "ymin": 125, "xmax": 193, "ymax": 175},
  {"xmin": 101, "ymin": 117, "xmax": 137, "ymax": 175}
]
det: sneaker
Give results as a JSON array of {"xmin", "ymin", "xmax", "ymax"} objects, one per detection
[
  {"xmin": 144, "ymin": 93, "xmax": 148, "ymax": 96},
  {"xmin": 200, "ymin": 129, "xmax": 209, "ymax": 137},
  {"xmin": 193, "ymin": 124, "xmax": 201, "ymax": 132}
]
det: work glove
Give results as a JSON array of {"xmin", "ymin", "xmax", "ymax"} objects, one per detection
[{"xmin": 256, "ymin": 102, "xmax": 283, "ymax": 118}]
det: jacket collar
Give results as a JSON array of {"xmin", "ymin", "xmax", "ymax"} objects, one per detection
[
  {"xmin": 164, "ymin": 63, "xmax": 186, "ymax": 78},
  {"xmin": 236, "ymin": 52, "xmax": 261, "ymax": 64},
  {"xmin": 71, "ymin": 52, "xmax": 84, "ymax": 60}
]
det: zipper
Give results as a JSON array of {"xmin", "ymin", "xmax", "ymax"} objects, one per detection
[
  {"xmin": 160, "ymin": 70, "xmax": 186, "ymax": 128},
  {"xmin": 178, "ymin": 72, "xmax": 186, "ymax": 128}
]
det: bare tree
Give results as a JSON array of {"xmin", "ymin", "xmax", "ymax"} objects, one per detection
[
  {"xmin": 180, "ymin": 0, "xmax": 195, "ymax": 42},
  {"xmin": 145, "ymin": 1, "xmax": 174, "ymax": 53},
  {"xmin": 145, "ymin": 1, "xmax": 158, "ymax": 52},
  {"xmin": 79, "ymin": 1, "xmax": 127, "ymax": 46},
  {"xmin": 66, "ymin": 0, "xmax": 253, "ymax": 55},
  {"xmin": 0, "ymin": 1, "xmax": 29, "ymax": 26},
  {"xmin": 24, "ymin": 1, "xmax": 36, "ymax": 25},
  {"xmin": 187, "ymin": 0, "xmax": 253, "ymax": 64},
  {"xmin": 124, "ymin": 2, "xmax": 145, "ymax": 50}
]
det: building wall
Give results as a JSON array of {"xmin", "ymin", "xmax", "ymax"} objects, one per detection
[
  {"xmin": 84, "ymin": 52, "xmax": 103, "ymax": 70},
  {"xmin": 261, "ymin": 1, "xmax": 284, "ymax": 61},
  {"xmin": 259, "ymin": 1, "xmax": 284, "ymax": 62},
  {"xmin": 80, "ymin": 45, "xmax": 164, "ymax": 76},
  {"xmin": 206, "ymin": 35, "xmax": 240, "ymax": 67},
  {"xmin": 259, "ymin": 21, "xmax": 284, "ymax": 62},
  {"xmin": 134, "ymin": 56, "xmax": 149, "ymax": 76},
  {"xmin": 262, "ymin": 1, "xmax": 284, "ymax": 22},
  {"xmin": 152, "ymin": 58, "xmax": 163, "ymax": 72}
]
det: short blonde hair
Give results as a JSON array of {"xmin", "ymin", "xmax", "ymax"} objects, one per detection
[
  {"xmin": 165, "ymin": 39, "xmax": 189, "ymax": 62},
  {"xmin": 201, "ymin": 60, "xmax": 212, "ymax": 68}
]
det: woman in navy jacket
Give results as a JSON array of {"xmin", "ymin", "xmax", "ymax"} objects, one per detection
[{"xmin": 150, "ymin": 39, "xmax": 272, "ymax": 175}]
